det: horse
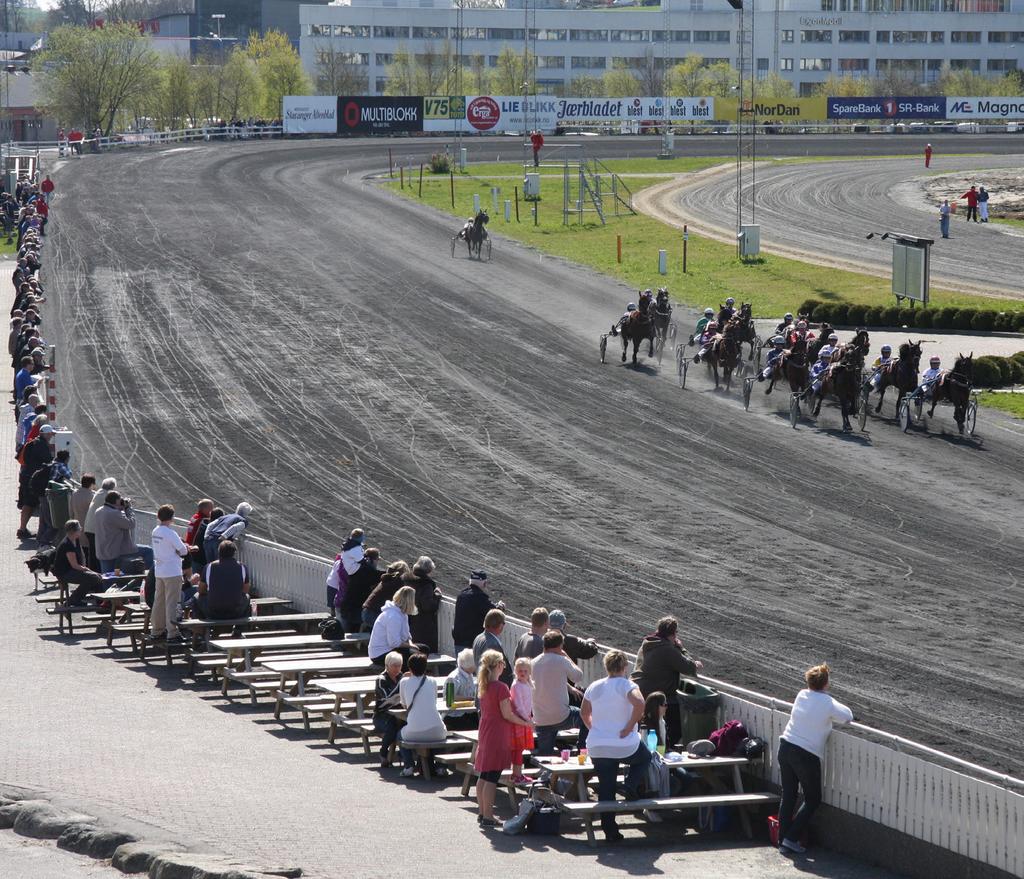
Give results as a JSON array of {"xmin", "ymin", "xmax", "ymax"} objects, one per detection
[
  {"xmin": 651, "ymin": 288, "xmax": 673, "ymax": 351},
  {"xmin": 873, "ymin": 340, "xmax": 921, "ymax": 414},
  {"xmin": 927, "ymin": 352, "xmax": 974, "ymax": 434},
  {"xmin": 829, "ymin": 329, "xmax": 870, "ymax": 364},
  {"xmin": 813, "ymin": 332, "xmax": 869, "ymax": 432},
  {"xmin": 705, "ymin": 317, "xmax": 742, "ymax": 391},
  {"xmin": 808, "ymin": 322, "xmax": 834, "ymax": 360},
  {"xmin": 731, "ymin": 302, "xmax": 758, "ymax": 361},
  {"xmin": 765, "ymin": 337, "xmax": 808, "ymax": 398},
  {"xmin": 466, "ymin": 210, "xmax": 489, "ymax": 258},
  {"xmin": 620, "ymin": 295, "xmax": 655, "ymax": 366}
]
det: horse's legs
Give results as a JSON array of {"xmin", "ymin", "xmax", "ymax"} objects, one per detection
[
  {"xmin": 928, "ymin": 389, "xmax": 940, "ymax": 418},
  {"xmin": 711, "ymin": 362, "xmax": 719, "ymax": 389},
  {"xmin": 875, "ymin": 383, "xmax": 886, "ymax": 414},
  {"xmin": 765, "ymin": 377, "xmax": 775, "ymax": 395},
  {"xmin": 841, "ymin": 397, "xmax": 852, "ymax": 432},
  {"xmin": 632, "ymin": 337, "xmax": 640, "ymax": 366},
  {"xmin": 621, "ymin": 334, "xmax": 627, "ymax": 363}
]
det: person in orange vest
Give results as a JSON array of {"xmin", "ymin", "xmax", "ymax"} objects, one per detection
[
  {"xmin": 530, "ymin": 129, "xmax": 544, "ymax": 167},
  {"xmin": 924, "ymin": 143, "xmax": 932, "ymax": 168}
]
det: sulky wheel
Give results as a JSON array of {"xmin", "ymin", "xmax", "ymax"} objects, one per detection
[
  {"xmin": 483, "ymin": 238, "xmax": 492, "ymax": 261},
  {"xmin": 599, "ymin": 335, "xmax": 607, "ymax": 364},
  {"xmin": 743, "ymin": 378, "xmax": 754, "ymax": 411},
  {"xmin": 898, "ymin": 398, "xmax": 912, "ymax": 433},
  {"xmin": 858, "ymin": 387, "xmax": 870, "ymax": 431},
  {"xmin": 966, "ymin": 399, "xmax": 978, "ymax": 436},
  {"xmin": 789, "ymin": 393, "xmax": 801, "ymax": 429}
]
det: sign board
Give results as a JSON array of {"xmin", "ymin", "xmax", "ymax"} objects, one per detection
[
  {"xmin": 717, "ymin": 97, "xmax": 827, "ymax": 122},
  {"xmin": 892, "ymin": 242, "xmax": 928, "ymax": 304},
  {"xmin": 337, "ymin": 96, "xmax": 423, "ymax": 135},
  {"xmin": 461, "ymin": 95, "xmax": 559, "ymax": 133},
  {"xmin": 282, "ymin": 96, "xmax": 338, "ymax": 134},
  {"xmin": 423, "ymin": 96, "xmax": 466, "ymax": 132},
  {"xmin": 827, "ymin": 97, "xmax": 946, "ymax": 120},
  {"xmin": 946, "ymin": 97, "xmax": 1024, "ymax": 120}
]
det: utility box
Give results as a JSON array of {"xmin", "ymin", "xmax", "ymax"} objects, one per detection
[
  {"xmin": 523, "ymin": 173, "xmax": 540, "ymax": 198},
  {"xmin": 52, "ymin": 429, "xmax": 74, "ymax": 455},
  {"xmin": 890, "ymin": 233, "xmax": 932, "ymax": 306},
  {"xmin": 739, "ymin": 223, "xmax": 760, "ymax": 258}
]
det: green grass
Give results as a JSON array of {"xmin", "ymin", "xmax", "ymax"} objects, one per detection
[
  {"xmin": 450, "ymin": 156, "xmax": 728, "ymax": 178},
  {"xmin": 979, "ymin": 391, "xmax": 1024, "ymax": 418},
  {"xmin": 0, "ymin": 235, "xmax": 17, "ymax": 257},
  {"xmin": 991, "ymin": 217, "xmax": 1024, "ymax": 229},
  {"xmin": 388, "ymin": 165, "xmax": 1024, "ymax": 318}
]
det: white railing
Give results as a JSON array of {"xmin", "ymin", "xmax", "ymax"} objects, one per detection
[
  {"xmin": 6, "ymin": 125, "xmax": 284, "ymax": 156},
  {"xmin": 126, "ymin": 513, "xmax": 1024, "ymax": 875}
]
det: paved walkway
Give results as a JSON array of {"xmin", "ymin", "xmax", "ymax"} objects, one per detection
[
  {"xmin": 0, "ymin": 831, "xmax": 123, "ymax": 879},
  {"xmin": 0, "ymin": 409, "xmax": 902, "ymax": 878}
]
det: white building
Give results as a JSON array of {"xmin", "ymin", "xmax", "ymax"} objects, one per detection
[{"xmin": 298, "ymin": 0, "xmax": 1024, "ymax": 97}]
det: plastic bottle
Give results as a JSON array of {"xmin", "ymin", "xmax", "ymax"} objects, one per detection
[
  {"xmin": 646, "ymin": 729, "xmax": 658, "ymax": 753},
  {"xmin": 444, "ymin": 679, "xmax": 455, "ymax": 708}
]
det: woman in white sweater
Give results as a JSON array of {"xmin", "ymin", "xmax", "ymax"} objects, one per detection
[
  {"xmin": 368, "ymin": 585, "xmax": 419, "ymax": 667},
  {"xmin": 398, "ymin": 652, "xmax": 448, "ymax": 778},
  {"xmin": 777, "ymin": 663, "xmax": 854, "ymax": 854}
]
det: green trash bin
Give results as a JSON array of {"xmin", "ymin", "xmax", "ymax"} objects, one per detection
[
  {"xmin": 46, "ymin": 481, "xmax": 73, "ymax": 532},
  {"xmin": 676, "ymin": 678, "xmax": 721, "ymax": 746}
]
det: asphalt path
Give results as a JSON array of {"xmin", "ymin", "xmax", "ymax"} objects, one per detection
[
  {"xmin": 659, "ymin": 154, "xmax": 1024, "ymax": 298},
  {"xmin": 46, "ymin": 137, "xmax": 1024, "ymax": 776}
]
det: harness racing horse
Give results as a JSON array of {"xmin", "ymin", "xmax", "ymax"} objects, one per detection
[
  {"xmin": 706, "ymin": 317, "xmax": 742, "ymax": 391},
  {"xmin": 927, "ymin": 352, "xmax": 974, "ymax": 434},
  {"xmin": 766, "ymin": 338, "xmax": 808, "ymax": 398},
  {"xmin": 874, "ymin": 340, "xmax": 921, "ymax": 414},
  {"xmin": 808, "ymin": 323, "xmax": 834, "ymax": 360},
  {"xmin": 813, "ymin": 331, "xmax": 869, "ymax": 432},
  {"xmin": 651, "ymin": 288, "xmax": 673, "ymax": 352},
  {"xmin": 466, "ymin": 210, "xmax": 489, "ymax": 258},
  {"xmin": 731, "ymin": 303, "xmax": 758, "ymax": 361},
  {"xmin": 620, "ymin": 296, "xmax": 656, "ymax": 366}
]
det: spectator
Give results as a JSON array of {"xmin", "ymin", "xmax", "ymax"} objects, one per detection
[
  {"xmin": 337, "ymin": 546, "xmax": 379, "ymax": 633},
  {"xmin": 195, "ymin": 540, "xmax": 251, "ymax": 620},
  {"xmin": 54, "ymin": 519, "xmax": 104, "ymax": 607},
  {"xmin": 150, "ymin": 504, "xmax": 191, "ymax": 642},
  {"xmin": 641, "ymin": 691, "xmax": 669, "ymax": 748},
  {"xmin": 509, "ymin": 658, "xmax": 535, "ymax": 783},
  {"xmin": 83, "ymin": 477, "xmax": 116, "ymax": 557},
  {"xmin": 202, "ymin": 501, "xmax": 251, "ymax": 562},
  {"xmin": 443, "ymin": 648, "xmax": 479, "ymax": 731},
  {"xmin": 777, "ymin": 663, "xmax": 854, "ymax": 855},
  {"xmin": 939, "ymin": 199, "xmax": 950, "ymax": 239},
  {"xmin": 362, "ymin": 559, "xmax": 408, "ymax": 631},
  {"xmin": 959, "ymin": 185, "xmax": 979, "ymax": 223},
  {"xmin": 16, "ymin": 422, "xmax": 53, "ymax": 540},
  {"xmin": 183, "ymin": 499, "xmax": 214, "ymax": 573},
  {"xmin": 548, "ymin": 609, "xmax": 599, "ymax": 664},
  {"xmin": 631, "ymin": 616, "xmax": 703, "ymax": 748},
  {"xmin": 368, "ymin": 584, "xmax": 421, "ymax": 667},
  {"xmin": 472, "ymin": 609, "xmax": 513, "ymax": 686},
  {"xmin": 70, "ymin": 473, "xmax": 97, "ymax": 568},
  {"xmin": 14, "ymin": 355, "xmax": 36, "ymax": 404},
  {"xmin": 93, "ymin": 490, "xmax": 154, "ymax": 573},
  {"xmin": 405, "ymin": 555, "xmax": 442, "ymax": 653},
  {"xmin": 8, "ymin": 316, "xmax": 23, "ymax": 356},
  {"xmin": 531, "ymin": 629, "xmax": 587, "ymax": 755},
  {"xmin": 530, "ymin": 129, "xmax": 544, "ymax": 167},
  {"xmin": 474, "ymin": 649, "xmax": 532, "ymax": 827},
  {"xmin": 398, "ymin": 652, "xmax": 449, "ymax": 778},
  {"xmin": 328, "ymin": 528, "xmax": 364, "ymax": 611},
  {"xmin": 191, "ymin": 506, "xmax": 222, "ymax": 573},
  {"xmin": 453, "ymin": 570, "xmax": 504, "ymax": 651},
  {"xmin": 978, "ymin": 185, "xmax": 990, "ymax": 223},
  {"xmin": 17, "ymin": 398, "xmax": 45, "ymax": 449},
  {"xmin": 372, "ymin": 651, "xmax": 404, "ymax": 768},
  {"xmin": 40, "ymin": 175, "xmax": 54, "ymax": 204},
  {"xmin": 582, "ymin": 649, "xmax": 652, "ymax": 844},
  {"xmin": 514, "ymin": 607, "xmax": 549, "ymax": 659}
]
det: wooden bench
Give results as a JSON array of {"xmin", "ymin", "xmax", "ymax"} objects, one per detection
[
  {"xmin": 333, "ymin": 717, "xmax": 462, "ymax": 778},
  {"xmin": 562, "ymin": 792, "xmax": 780, "ymax": 846},
  {"xmin": 33, "ymin": 572, "xmax": 59, "ymax": 593},
  {"xmin": 46, "ymin": 603, "xmax": 101, "ymax": 636}
]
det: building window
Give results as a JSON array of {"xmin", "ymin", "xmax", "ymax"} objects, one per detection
[
  {"xmin": 571, "ymin": 55, "xmax": 606, "ymax": 69},
  {"xmin": 309, "ymin": 24, "xmax": 331, "ymax": 36},
  {"xmin": 892, "ymin": 31, "xmax": 927, "ymax": 43},
  {"xmin": 988, "ymin": 58, "xmax": 1018, "ymax": 72},
  {"xmin": 532, "ymin": 29, "xmax": 567, "ymax": 41},
  {"xmin": 821, "ymin": 0, "xmax": 834, "ymax": 8},
  {"xmin": 780, "ymin": 57, "xmax": 794, "ymax": 70},
  {"xmin": 799, "ymin": 82, "xmax": 817, "ymax": 97},
  {"xmin": 373, "ymin": 26, "xmax": 408, "ymax": 38},
  {"xmin": 876, "ymin": 31, "xmax": 890, "ymax": 43},
  {"xmin": 375, "ymin": 77, "xmax": 388, "ymax": 92},
  {"xmin": 459, "ymin": 27, "xmax": 487, "ymax": 40},
  {"xmin": 839, "ymin": 57, "xmax": 869, "ymax": 71},
  {"xmin": 950, "ymin": 31, "xmax": 981, "ymax": 43},
  {"xmin": 317, "ymin": 50, "xmax": 367, "ymax": 65},
  {"xmin": 930, "ymin": 31, "xmax": 944, "ymax": 42},
  {"xmin": 839, "ymin": 30, "xmax": 869, "ymax": 42},
  {"xmin": 412, "ymin": 26, "xmax": 448, "ymax": 39},
  {"xmin": 652, "ymin": 30, "xmax": 690, "ymax": 42},
  {"xmin": 487, "ymin": 28, "xmax": 525, "ymax": 41},
  {"xmin": 799, "ymin": 57, "xmax": 832, "ymax": 70},
  {"xmin": 537, "ymin": 56, "xmax": 565, "ymax": 69},
  {"xmin": 781, "ymin": 30, "xmax": 794, "ymax": 43},
  {"xmin": 376, "ymin": 53, "xmax": 393, "ymax": 65},
  {"xmin": 693, "ymin": 30, "xmax": 730, "ymax": 43},
  {"xmin": 949, "ymin": 58, "xmax": 981, "ymax": 70},
  {"xmin": 838, "ymin": 0, "xmax": 864, "ymax": 9},
  {"xmin": 690, "ymin": 0, "xmax": 703, "ymax": 9},
  {"xmin": 334, "ymin": 25, "xmax": 370, "ymax": 38},
  {"xmin": 988, "ymin": 31, "xmax": 1024, "ymax": 42},
  {"xmin": 570, "ymin": 29, "xmax": 609, "ymax": 41},
  {"xmin": 801, "ymin": 30, "xmax": 832, "ymax": 43},
  {"xmin": 610, "ymin": 30, "xmax": 648, "ymax": 42}
]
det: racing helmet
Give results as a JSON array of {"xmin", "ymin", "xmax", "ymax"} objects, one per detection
[
  {"xmin": 818, "ymin": 346, "xmax": 833, "ymax": 359},
  {"xmin": 707, "ymin": 321, "xmax": 719, "ymax": 331},
  {"xmin": 797, "ymin": 320, "xmax": 808, "ymax": 330},
  {"xmin": 725, "ymin": 297, "xmax": 735, "ymax": 306},
  {"xmin": 642, "ymin": 289, "xmax": 653, "ymax": 297},
  {"xmin": 881, "ymin": 344, "xmax": 892, "ymax": 354},
  {"xmin": 704, "ymin": 307, "xmax": 714, "ymax": 316},
  {"xmin": 626, "ymin": 302, "xmax": 637, "ymax": 312},
  {"xmin": 929, "ymin": 356, "xmax": 941, "ymax": 365},
  {"xmin": 828, "ymin": 332, "xmax": 839, "ymax": 342},
  {"xmin": 773, "ymin": 336, "xmax": 786, "ymax": 346},
  {"xmin": 784, "ymin": 312, "xmax": 793, "ymax": 320}
]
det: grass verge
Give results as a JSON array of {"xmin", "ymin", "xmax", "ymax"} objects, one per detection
[
  {"xmin": 978, "ymin": 391, "xmax": 1024, "ymax": 418},
  {"xmin": 389, "ymin": 163, "xmax": 1024, "ymax": 319},
  {"xmin": 991, "ymin": 217, "xmax": 1024, "ymax": 229},
  {"xmin": 456, "ymin": 156, "xmax": 728, "ymax": 178}
]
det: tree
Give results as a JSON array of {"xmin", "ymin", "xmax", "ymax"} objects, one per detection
[
  {"xmin": 566, "ymin": 74, "xmax": 603, "ymax": 98},
  {"xmin": 667, "ymin": 54, "xmax": 705, "ymax": 97},
  {"xmin": 633, "ymin": 49, "xmax": 664, "ymax": 97},
  {"xmin": 936, "ymin": 68, "xmax": 1021, "ymax": 97},
  {"xmin": 755, "ymin": 72, "xmax": 796, "ymax": 101},
  {"xmin": 701, "ymin": 61, "xmax": 737, "ymax": 97},
  {"xmin": 218, "ymin": 47, "xmax": 261, "ymax": 120},
  {"xmin": 488, "ymin": 46, "xmax": 534, "ymax": 95},
  {"xmin": 245, "ymin": 29, "xmax": 311, "ymax": 119},
  {"xmin": 45, "ymin": 0, "xmax": 102, "ymax": 28},
  {"xmin": 153, "ymin": 54, "xmax": 192, "ymax": 129},
  {"xmin": 383, "ymin": 45, "xmax": 417, "ymax": 96},
  {"xmin": 813, "ymin": 74, "xmax": 873, "ymax": 98},
  {"xmin": 469, "ymin": 53, "xmax": 487, "ymax": 94},
  {"xmin": 35, "ymin": 23, "xmax": 160, "ymax": 135},
  {"xmin": 601, "ymin": 69, "xmax": 640, "ymax": 98},
  {"xmin": 313, "ymin": 41, "xmax": 368, "ymax": 95}
]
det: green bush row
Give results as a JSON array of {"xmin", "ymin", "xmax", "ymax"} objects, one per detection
[
  {"xmin": 974, "ymin": 352, "xmax": 1024, "ymax": 388},
  {"xmin": 797, "ymin": 299, "xmax": 1024, "ymax": 333}
]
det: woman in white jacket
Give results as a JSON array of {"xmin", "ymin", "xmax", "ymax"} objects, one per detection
[
  {"xmin": 777, "ymin": 663, "xmax": 854, "ymax": 854},
  {"xmin": 368, "ymin": 585, "xmax": 419, "ymax": 667}
]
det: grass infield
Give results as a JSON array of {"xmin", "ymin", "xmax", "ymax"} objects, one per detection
[{"xmin": 979, "ymin": 391, "xmax": 1024, "ymax": 418}]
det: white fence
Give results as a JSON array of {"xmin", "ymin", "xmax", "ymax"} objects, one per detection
[{"xmin": 129, "ymin": 512, "xmax": 1024, "ymax": 876}]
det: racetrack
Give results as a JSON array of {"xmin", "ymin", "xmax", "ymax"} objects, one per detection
[
  {"xmin": 46, "ymin": 137, "xmax": 1024, "ymax": 775},
  {"xmin": 648, "ymin": 154, "xmax": 1024, "ymax": 298}
]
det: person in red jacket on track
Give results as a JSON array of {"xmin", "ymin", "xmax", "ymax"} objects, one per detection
[
  {"xmin": 530, "ymin": 130, "xmax": 544, "ymax": 167},
  {"xmin": 959, "ymin": 185, "xmax": 979, "ymax": 223}
]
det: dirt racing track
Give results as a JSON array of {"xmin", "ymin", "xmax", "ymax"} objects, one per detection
[{"xmin": 47, "ymin": 138, "xmax": 1024, "ymax": 776}]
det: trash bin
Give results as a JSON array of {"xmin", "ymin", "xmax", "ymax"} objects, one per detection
[
  {"xmin": 46, "ymin": 481, "xmax": 73, "ymax": 532},
  {"xmin": 676, "ymin": 678, "xmax": 721, "ymax": 745}
]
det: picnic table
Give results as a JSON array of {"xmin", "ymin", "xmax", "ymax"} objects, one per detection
[
  {"xmin": 262, "ymin": 653, "xmax": 454, "ymax": 696},
  {"xmin": 85, "ymin": 589, "xmax": 145, "ymax": 647},
  {"xmin": 209, "ymin": 633, "xmax": 364, "ymax": 671},
  {"xmin": 177, "ymin": 612, "xmax": 330, "ymax": 647}
]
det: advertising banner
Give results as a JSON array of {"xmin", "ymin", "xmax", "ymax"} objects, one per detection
[
  {"xmin": 423, "ymin": 95, "xmax": 467, "ymax": 132},
  {"xmin": 462, "ymin": 95, "xmax": 559, "ymax": 133},
  {"xmin": 716, "ymin": 97, "xmax": 828, "ymax": 122},
  {"xmin": 827, "ymin": 96, "xmax": 946, "ymax": 120},
  {"xmin": 557, "ymin": 97, "xmax": 714, "ymax": 124},
  {"xmin": 337, "ymin": 96, "xmax": 423, "ymax": 135},
  {"xmin": 946, "ymin": 96, "xmax": 1024, "ymax": 120},
  {"xmin": 282, "ymin": 95, "xmax": 338, "ymax": 134}
]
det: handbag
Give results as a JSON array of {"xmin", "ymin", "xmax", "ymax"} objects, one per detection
[{"xmin": 525, "ymin": 783, "xmax": 562, "ymax": 836}]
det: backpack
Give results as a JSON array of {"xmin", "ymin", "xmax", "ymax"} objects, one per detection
[
  {"xmin": 738, "ymin": 736, "xmax": 766, "ymax": 760},
  {"xmin": 709, "ymin": 720, "xmax": 748, "ymax": 757},
  {"xmin": 30, "ymin": 463, "xmax": 54, "ymax": 495}
]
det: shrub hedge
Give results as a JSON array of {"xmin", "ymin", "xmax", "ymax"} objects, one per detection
[
  {"xmin": 795, "ymin": 300, "xmax": 1024, "ymax": 332},
  {"xmin": 967, "ymin": 353, "xmax": 1024, "ymax": 388}
]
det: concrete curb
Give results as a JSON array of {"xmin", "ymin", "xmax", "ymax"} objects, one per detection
[{"xmin": 0, "ymin": 791, "xmax": 301, "ymax": 879}]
